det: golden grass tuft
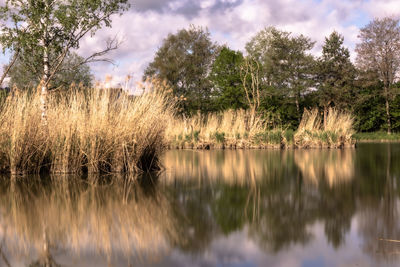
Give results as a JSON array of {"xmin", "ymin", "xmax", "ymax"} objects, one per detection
[
  {"xmin": 0, "ymin": 82, "xmax": 174, "ymax": 175},
  {"xmin": 165, "ymin": 110, "xmax": 284, "ymax": 149},
  {"xmin": 294, "ymin": 108, "xmax": 355, "ymax": 148}
]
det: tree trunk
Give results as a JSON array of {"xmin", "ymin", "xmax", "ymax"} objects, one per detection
[
  {"xmin": 40, "ymin": 42, "xmax": 49, "ymax": 125},
  {"xmin": 295, "ymin": 94, "xmax": 300, "ymax": 123},
  {"xmin": 0, "ymin": 49, "xmax": 19, "ymax": 88},
  {"xmin": 41, "ymin": 2, "xmax": 50, "ymax": 125},
  {"xmin": 323, "ymin": 105, "xmax": 328, "ymax": 131},
  {"xmin": 384, "ymin": 86, "xmax": 391, "ymax": 134}
]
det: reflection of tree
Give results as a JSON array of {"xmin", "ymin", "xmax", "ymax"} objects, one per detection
[
  {"xmin": 0, "ymin": 175, "xmax": 181, "ymax": 266},
  {"xmin": 357, "ymin": 144, "xmax": 400, "ymax": 262},
  {"xmin": 167, "ymin": 181, "xmax": 219, "ymax": 254},
  {"xmin": 162, "ymin": 148, "xmax": 358, "ymax": 252}
]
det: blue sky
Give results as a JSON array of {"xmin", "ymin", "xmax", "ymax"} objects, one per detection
[{"xmin": 1, "ymin": 0, "xmax": 399, "ymax": 89}]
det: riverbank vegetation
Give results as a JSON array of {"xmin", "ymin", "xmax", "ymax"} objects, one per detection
[
  {"xmin": 145, "ymin": 18, "xmax": 400, "ymax": 136},
  {"xmin": 353, "ymin": 132, "xmax": 400, "ymax": 142},
  {"xmin": 0, "ymin": 85, "xmax": 174, "ymax": 175},
  {"xmin": 166, "ymin": 107, "xmax": 354, "ymax": 149}
]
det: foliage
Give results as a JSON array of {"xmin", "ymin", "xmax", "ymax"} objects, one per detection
[
  {"xmin": 353, "ymin": 131, "xmax": 400, "ymax": 141},
  {"xmin": 245, "ymin": 26, "xmax": 316, "ymax": 121},
  {"xmin": 210, "ymin": 47, "xmax": 246, "ymax": 110},
  {"xmin": 144, "ymin": 25, "xmax": 219, "ymax": 115},
  {"xmin": 7, "ymin": 52, "xmax": 93, "ymax": 89},
  {"xmin": 0, "ymin": 0, "xmax": 129, "ymax": 90},
  {"xmin": 317, "ymin": 31, "xmax": 355, "ymax": 112},
  {"xmin": 355, "ymin": 17, "xmax": 400, "ymax": 133}
]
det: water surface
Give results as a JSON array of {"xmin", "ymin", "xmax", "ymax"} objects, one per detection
[{"xmin": 0, "ymin": 143, "xmax": 399, "ymax": 266}]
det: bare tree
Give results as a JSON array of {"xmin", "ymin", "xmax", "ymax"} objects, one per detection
[
  {"xmin": 355, "ymin": 17, "xmax": 400, "ymax": 134},
  {"xmin": 240, "ymin": 57, "xmax": 261, "ymax": 130}
]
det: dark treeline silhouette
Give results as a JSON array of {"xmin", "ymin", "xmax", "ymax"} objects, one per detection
[{"xmin": 144, "ymin": 18, "xmax": 400, "ymax": 134}]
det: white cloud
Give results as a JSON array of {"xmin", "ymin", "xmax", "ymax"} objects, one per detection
[
  {"xmin": 1, "ymin": 0, "xmax": 390, "ymax": 90},
  {"xmin": 362, "ymin": 0, "xmax": 400, "ymax": 19}
]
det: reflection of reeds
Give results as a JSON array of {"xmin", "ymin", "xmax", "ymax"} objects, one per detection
[
  {"xmin": 162, "ymin": 150, "xmax": 290, "ymax": 186},
  {"xmin": 294, "ymin": 149, "xmax": 355, "ymax": 186},
  {"xmin": 0, "ymin": 176, "xmax": 180, "ymax": 264}
]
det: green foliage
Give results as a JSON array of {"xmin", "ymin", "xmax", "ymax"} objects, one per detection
[
  {"xmin": 353, "ymin": 132, "xmax": 400, "ymax": 141},
  {"xmin": 284, "ymin": 130, "xmax": 294, "ymax": 143},
  {"xmin": 0, "ymin": 0, "xmax": 129, "ymax": 88},
  {"xmin": 317, "ymin": 31, "xmax": 355, "ymax": 111},
  {"xmin": 144, "ymin": 25, "xmax": 219, "ymax": 115},
  {"xmin": 253, "ymin": 131, "xmax": 282, "ymax": 145},
  {"xmin": 8, "ymin": 52, "xmax": 93, "ymax": 89},
  {"xmin": 214, "ymin": 132, "xmax": 225, "ymax": 143},
  {"xmin": 246, "ymin": 26, "xmax": 316, "ymax": 120},
  {"xmin": 210, "ymin": 47, "xmax": 247, "ymax": 110}
]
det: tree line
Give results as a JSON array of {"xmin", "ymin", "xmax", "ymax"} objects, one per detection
[{"xmin": 144, "ymin": 19, "xmax": 400, "ymax": 134}]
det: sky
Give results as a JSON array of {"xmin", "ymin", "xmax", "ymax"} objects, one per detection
[{"xmin": 2, "ymin": 0, "xmax": 400, "ymax": 91}]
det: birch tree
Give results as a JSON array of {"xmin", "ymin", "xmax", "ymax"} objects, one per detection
[
  {"xmin": 0, "ymin": 0, "xmax": 130, "ymax": 121},
  {"xmin": 355, "ymin": 17, "xmax": 400, "ymax": 134}
]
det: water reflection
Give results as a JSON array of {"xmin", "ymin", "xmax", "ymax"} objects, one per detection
[
  {"xmin": 160, "ymin": 144, "xmax": 400, "ymax": 266},
  {"xmin": 0, "ymin": 144, "xmax": 399, "ymax": 266},
  {"xmin": 0, "ymin": 175, "xmax": 180, "ymax": 266}
]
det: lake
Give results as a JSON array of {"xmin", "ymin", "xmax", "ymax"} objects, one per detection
[{"xmin": 0, "ymin": 143, "xmax": 399, "ymax": 267}]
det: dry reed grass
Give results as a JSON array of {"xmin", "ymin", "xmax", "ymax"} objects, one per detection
[
  {"xmin": 294, "ymin": 108, "xmax": 355, "ymax": 148},
  {"xmin": 165, "ymin": 110, "xmax": 288, "ymax": 149},
  {"xmin": 0, "ymin": 81, "xmax": 174, "ymax": 175}
]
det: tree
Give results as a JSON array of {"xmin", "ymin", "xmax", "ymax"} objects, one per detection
[
  {"xmin": 0, "ymin": 0, "xmax": 130, "ymax": 121},
  {"xmin": 7, "ymin": 52, "xmax": 93, "ymax": 89},
  {"xmin": 144, "ymin": 25, "xmax": 219, "ymax": 115},
  {"xmin": 317, "ymin": 31, "xmax": 355, "ymax": 127},
  {"xmin": 355, "ymin": 17, "xmax": 400, "ymax": 134},
  {"xmin": 209, "ymin": 47, "xmax": 246, "ymax": 110},
  {"xmin": 245, "ymin": 27, "xmax": 287, "ymax": 88},
  {"xmin": 246, "ymin": 27, "xmax": 315, "ymax": 121}
]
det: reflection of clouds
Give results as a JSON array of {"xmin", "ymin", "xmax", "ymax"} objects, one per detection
[{"xmin": 140, "ymin": 222, "xmax": 382, "ymax": 267}]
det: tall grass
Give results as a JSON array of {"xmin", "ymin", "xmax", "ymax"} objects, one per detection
[
  {"xmin": 166, "ymin": 110, "xmax": 288, "ymax": 149},
  {"xmin": 294, "ymin": 108, "xmax": 355, "ymax": 148},
  {"xmin": 167, "ymin": 107, "xmax": 355, "ymax": 149},
  {"xmin": 0, "ymin": 84, "xmax": 174, "ymax": 175}
]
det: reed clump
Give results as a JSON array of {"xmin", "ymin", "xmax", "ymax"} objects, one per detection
[
  {"xmin": 166, "ymin": 110, "xmax": 291, "ymax": 149},
  {"xmin": 294, "ymin": 108, "xmax": 355, "ymax": 148},
  {"xmin": 167, "ymin": 108, "xmax": 355, "ymax": 150},
  {"xmin": 0, "ymin": 83, "xmax": 174, "ymax": 175}
]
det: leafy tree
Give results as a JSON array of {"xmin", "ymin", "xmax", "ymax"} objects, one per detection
[
  {"xmin": 144, "ymin": 25, "xmax": 219, "ymax": 115},
  {"xmin": 317, "ymin": 31, "xmax": 355, "ymax": 126},
  {"xmin": 7, "ymin": 52, "xmax": 93, "ymax": 89},
  {"xmin": 246, "ymin": 27, "xmax": 315, "ymax": 121},
  {"xmin": 245, "ymin": 27, "xmax": 287, "ymax": 88},
  {"xmin": 210, "ymin": 47, "xmax": 246, "ymax": 110},
  {"xmin": 0, "ymin": 0, "xmax": 130, "ymax": 120},
  {"xmin": 355, "ymin": 17, "xmax": 400, "ymax": 134}
]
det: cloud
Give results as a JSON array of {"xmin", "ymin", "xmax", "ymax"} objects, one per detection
[
  {"xmin": 362, "ymin": 0, "xmax": 400, "ymax": 19},
  {"xmin": 79, "ymin": 0, "xmax": 365, "ymax": 90},
  {"xmin": 0, "ymin": 0, "xmax": 386, "ymax": 91}
]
